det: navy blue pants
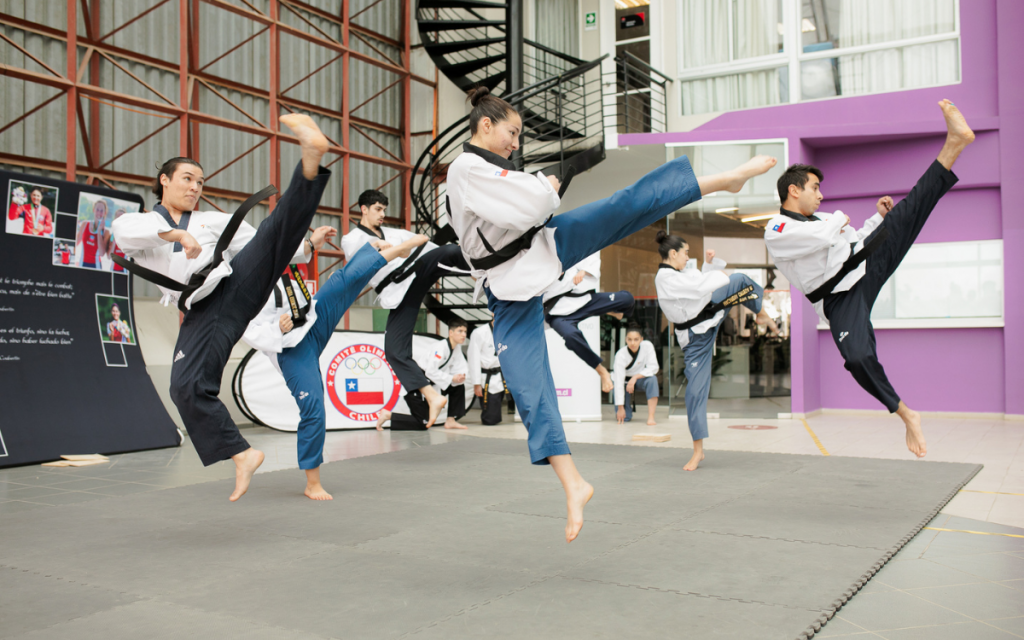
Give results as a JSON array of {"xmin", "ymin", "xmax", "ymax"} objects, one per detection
[
  {"xmin": 170, "ymin": 162, "xmax": 329, "ymax": 466},
  {"xmin": 385, "ymin": 244, "xmax": 470, "ymax": 392},
  {"xmin": 489, "ymin": 154, "xmax": 701, "ymax": 464},
  {"xmin": 681, "ymin": 273, "xmax": 763, "ymax": 442},
  {"xmin": 277, "ymin": 243, "xmax": 384, "ymax": 469},
  {"xmin": 547, "ymin": 291, "xmax": 635, "ymax": 368},
  {"xmin": 823, "ymin": 160, "xmax": 957, "ymax": 413}
]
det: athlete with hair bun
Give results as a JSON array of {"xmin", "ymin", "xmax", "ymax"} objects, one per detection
[
  {"xmin": 655, "ymin": 233, "xmax": 773, "ymax": 471},
  {"xmin": 446, "ymin": 85, "xmax": 777, "ymax": 542}
]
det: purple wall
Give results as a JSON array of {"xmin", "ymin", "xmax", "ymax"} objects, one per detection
[{"xmin": 622, "ymin": 0, "xmax": 1021, "ymax": 415}]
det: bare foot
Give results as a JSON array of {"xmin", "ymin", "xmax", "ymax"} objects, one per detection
[
  {"xmin": 305, "ymin": 482, "xmax": 333, "ymax": 500},
  {"xmin": 902, "ymin": 409, "xmax": 927, "ymax": 458},
  {"xmin": 755, "ymin": 309, "xmax": 771, "ymax": 325},
  {"xmin": 647, "ymin": 417, "xmax": 657, "ymax": 426},
  {"xmin": 375, "ymin": 409, "xmax": 390, "ymax": 431},
  {"xmin": 426, "ymin": 394, "xmax": 447, "ymax": 428},
  {"xmin": 279, "ymin": 113, "xmax": 329, "ymax": 179},
  {"xmin": 722, "ymin": 155, "xmax": 778, "ymax": 193},
  {"xmin": 597, "ymin": 366, "xmax": 613, "ymax": 393},
  {"xmin": 940, "ymin": 99, "xmax": 975, "ymax": 146},
  {"xmin": 606, "ymin": 311, "xmax": 624, "ymax": 320},
  {"xmin": 565, "ymin": 480, "xmax": 594, "ymax": 543},
  {"xmin": 937, "ymin": 99, "xmax": 975, "ymax": 169},
  {"xmin": 229, "ymin": 447, "xmax": 264, "ymax": 501},
  {"xmin": 444, "ymin": 418, "xmax": 468, "ymax": 430},
  {"xmin": 683, "ymin": 450, "xmax": 705, "ymax": 471}
]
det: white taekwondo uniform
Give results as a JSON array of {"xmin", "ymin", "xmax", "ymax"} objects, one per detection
[
  {"xmin": 654, "ymin": 257, "xmax": 729, "ymax": 349},
  {"xmin": 612, "ymin": 340, "xmax": 659, "ymax": 406},
  {"xmin": 340, "ymin": 224, "xmax": 437, "ymax": 309},
  {"xmin": 542, "ymin": 252, "xmax": 600, "ymax": 317},
  {"xmin": 415, "ymin": 337, "xmax": 468, "ymax": 392},
  {"xmin": 467, "ymin": 322, "xmax": 503, "ymax": 390},
  {"xmin": 446, "ymin": 145, "xmax": 561, "ymax": 302},
  {"xmin": 764, "ymin": 209, "xmax": 883, "ymax": 323},
  {"xmin": 241, "ymin": 277, "xmax": 316, "ymax": 372},
  {"xmin": 112, "ymin": 208, "xmax": 309, "ymax": 310}
]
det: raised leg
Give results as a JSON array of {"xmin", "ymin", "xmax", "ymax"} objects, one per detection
[
  {"xmin": 549, "ymin": 454, "xmax": 594, "ymax": 543},
  {"xmin": 696, "ymin": 156, "xmax": 778, "ymax": 196},
  {"xmin": 304, "ymin": 243, "xmax": 386, "ymax": 355}
]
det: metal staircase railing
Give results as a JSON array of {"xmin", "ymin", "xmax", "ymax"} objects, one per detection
[{"xmin": 604, "ymin": 51, "xmax": 672, "ymax": 135}]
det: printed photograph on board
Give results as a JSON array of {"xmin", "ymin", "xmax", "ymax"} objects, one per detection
[
  {"xmin": 52, "ymin": 239, "xmax": 77, "ymax": 267},
  {"xmin": 76, "ymin": 192, "xmax": 139, "ymax": 271},
  {"xmin": 95, "ymin": 294, "xmax": 135, "ymax": 345},
  {"xmin": 6, "ymin": 180, "xmax": 57, "ymax": 238}
]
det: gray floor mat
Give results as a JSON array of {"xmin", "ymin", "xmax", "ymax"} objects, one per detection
[{"xmin": 0, "ymin": 439, "xmax": 981, "ymax": 640}]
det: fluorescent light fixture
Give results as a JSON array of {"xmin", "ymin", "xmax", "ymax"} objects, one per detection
[
  {"xmin": 715, "ymin": 207, "xmax": 739, "ymax": 214},
  {"xmin": 741, "ymin": 213, "xmax": 776, "ymax": 223}
]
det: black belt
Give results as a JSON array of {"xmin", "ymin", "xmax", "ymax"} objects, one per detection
[
  {"xmin": 112, "ymin": 184, "xmax": 278, "ymax": 313},
  {"xmin": 543, "ymin": 289, "xmax": 592, "ymax": 315},
  {"xmin": 806, "ymin": 226, "xmax": 890, "ymax": 303},
  {"xmin": 677, "ymin": 284, "xmax": 760, "ymax": 331},
  {"xmin": 273, "ymin": 264, "xmax": 312, "ymax": 327},
  {"xmin": 481, "ymin": 366, "xmax": 501, "ymax": 375},
  {"xmin": 372, "ymin": 222, "xmax": 459, "ymax": 295}
]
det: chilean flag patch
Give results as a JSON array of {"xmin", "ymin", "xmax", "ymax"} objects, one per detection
[
  {"xmin": 772, "ymin": 222, "xmax": 786, "ymax": 232},
  {"xmin": 494, "ymin": 169, "xmax": 508, "ymax": 177}
]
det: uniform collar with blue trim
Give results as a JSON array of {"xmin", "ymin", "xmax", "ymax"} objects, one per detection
[{"xmin": 153, "ymin": 204, "xmax": 191, "ymax": 252}]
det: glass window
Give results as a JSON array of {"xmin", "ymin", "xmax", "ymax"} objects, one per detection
[
  {"xmin": 678, "ymin": 0, "xmax": 960, "ymax": 115},
  {"xmin": 871, "ymin": 240, "xmax": 1004, "ymax": 321},
  {"xmin": 801, "ymin": 40, "xmax": 960, "ymax": 99},
  {"xmin": 681, "ymin": 68, "xmax": 790, "ymax": 115},
  {"xmin": 801, "ymin": 0, "xmax": 956, "ymax": 51}
]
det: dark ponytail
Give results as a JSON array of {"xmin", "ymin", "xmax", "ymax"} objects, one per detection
[
  {"xmin": 466, "ymin": 86, "xmax": 516, "ymax": 135},
  {"xmin": 655, "ymin": 230, "xmax": 687, "ymax": 259},
  {"xmin": 153, "ymin": 157, "xmax": 203, "ymax": 201}
]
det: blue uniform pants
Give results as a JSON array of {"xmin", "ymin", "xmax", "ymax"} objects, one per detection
[
  {"xmin": 489, "ymin": 155, "xmax": 702, "ymax": 464},
  {"xmin": 681, "ymin": 273, "xmax": 763, "ymax": 442},
  {"xmin": 277, "ymin": 243, "xmax": 385, "ymax": 469},
  {"xmin": 623, "ymin": 376, "xmax": 660, "ymax": 422},
  {"xmin": 548, "ymin": 291, "xmax": 635, "ymax": 368}
]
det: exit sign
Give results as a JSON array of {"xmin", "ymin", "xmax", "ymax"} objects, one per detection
[{"xmin": 584, "ymin": 11, "xmax": 597, "ymax": 31}]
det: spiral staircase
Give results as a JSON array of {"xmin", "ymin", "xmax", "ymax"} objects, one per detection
[{"xmin": 412, "ymin": 0, "xmax": 609, "ymax": 326}]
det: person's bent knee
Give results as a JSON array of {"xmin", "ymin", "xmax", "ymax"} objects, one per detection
[{"xmin": 843, "ymin": 351, "xmax": 876, "ymax": 374}]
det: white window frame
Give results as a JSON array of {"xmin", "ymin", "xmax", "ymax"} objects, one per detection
[{"xmin": 675, "ymin": 0, "xmax": 961, "ymax": 111}]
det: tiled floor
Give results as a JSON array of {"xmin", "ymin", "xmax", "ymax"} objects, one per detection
[{"xmin": 1, "ymin": 408, "xmax": 1021, "ymax": 638}]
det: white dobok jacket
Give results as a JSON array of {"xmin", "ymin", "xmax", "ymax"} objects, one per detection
[
  {"xmin": 467, "ymin": 322, "xmax": 503, "ymax": 389},
  {"xmin": 763, "ymin": 208, "xmax": 884, "ymax": 323},
  {"xmin": 241, "ymin": 278, "xmax": 317, "ymax": 372},
  {"xmin": 112, "ymin": 207, "xmax": 309, "ymax": 309},
  {"xmin": 612, "ymin": 340, "xmax": 659, "ymax": 406},
  {"xmin": 655, "ymin": 257, "xmax": 729, "ymax": 349},
  {"xmin": 446, "ymin": 144, "xmax": 562, "ymax": 302},
  {"xmin": 542, "ymin": 252, "xmax": 601, "ymax": 317},
  {"xmin": 340, "ymin": 225, "xmax": 437, "ymax": 309},
  {"xmin": 415, "ymin": 337, "xmax": 468, "ymax": 391}
]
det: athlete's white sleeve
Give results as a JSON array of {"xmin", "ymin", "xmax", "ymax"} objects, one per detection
[
  {"xmin": 612, "ymin": 347, "xmax": 630, "ymax": 406},
  {"xmin": 111, "ymin": 212, "xmax": 173, "ymax": 252},
  {"xmin": 701, "ymin": 256, "xmax": 727, "ymax": 273},
  {"xmin": 467, "ymin": 331, "xmax": 484, "ymax": 386},
  {"xmin": 464, "ymin": 163, "xmax": 560, "ymax": 232}
]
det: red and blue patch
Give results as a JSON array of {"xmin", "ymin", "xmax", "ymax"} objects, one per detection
[
  {"xmin": 772, "ymin": 222, "xmax": 786, "ymax": 233},
  {"xmin": 493, "ymin": 169, "xmax": 509, "ymax": 177}
]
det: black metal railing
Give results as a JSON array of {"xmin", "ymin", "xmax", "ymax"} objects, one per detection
[
  {"xmin": 409, "ymin": 54, "xmax": 607, "ymax": 323},
  {"xmin": 603, "ymin": 51, "xmax": 672, "ymax": 134}
]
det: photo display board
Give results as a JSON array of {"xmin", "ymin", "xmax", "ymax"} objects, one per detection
[{"xmin": 0, "ymin": 170, "xmax": 179, "ymax": 467}]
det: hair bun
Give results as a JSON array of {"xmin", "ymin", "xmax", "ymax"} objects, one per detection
[
  {"xmin": 655, "ymin": 229, "xmax": 668, "ymax": 244},
  {"xmin": 467, "ymin": 86, "xmax": 491, "ymax": 107}
]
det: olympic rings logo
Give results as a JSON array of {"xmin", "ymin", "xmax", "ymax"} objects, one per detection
[{"xmin": 343, "ymin": 356, "xmax": 382, "ymax": 374}]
